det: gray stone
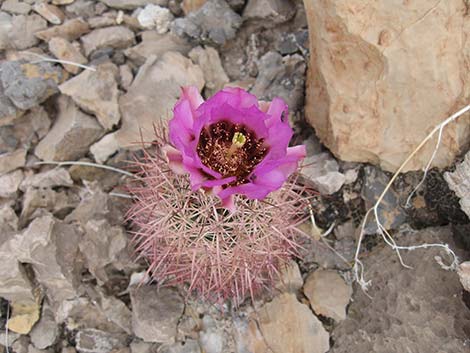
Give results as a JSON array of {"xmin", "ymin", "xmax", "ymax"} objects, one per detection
[
  {"xmin": 330, "ymin": 227, "xmax": 470, "ymax": 353},
  {"xmin": 35, "ymin": 18, "xmax": 90, "ymax": 42},
  {"xmin": 124, "ymin": 31, "xmax": 192, "ymax": 66},
  {"xmin": 0, "ymin": 169, "xmax": 23, "ymax": 197},
  {"xmin": 275, "ymin": 261, "xmax": 303, "ymax": 293},
  {"xmin": 35, "ymin": 96, "xmax": 104, "ymax": 161},
  {"xmin": 65, "ymin": 0, "xmax": 95, "ymax": 18},
  {"xmin": 189, "ymin": 46, "xmax": 229, "ymax": 97},
  {"xmin": 0, "ymin": 204, "xmax": 18, "ymax": 234},
  {"xmin": 98, "ymin": 0, "xmax": 167, "ymax": 10},
  {"xmin": 0, "ymin": 11, "xmax": 13, "ymax": 50},
  {"xmin": 119, "ymin": 64, "xmax": 133, "ymax": 90},
  {"xmin": 8, "ymin": 14, "xmax": 47, "ymax": 49},
  {"xmin": 171, "ymin": 0, "xmax": 242, "ymax": 46},
  {"xmin": 112, "ymin": 52, "xmax": 204, "ymax": 150},
  {"xmin": 20, "ymin": 187, "xmax": 79, "ymax": 223},
  {"xmin": 88, "ymin": 15, "xmax": 116, "ymax": 29},
  {"xmin": 81, "ymin": 26, "xmax": 135, "ymax": 57},
  {"xmin": 257, "ymin": 293, "xmax": 329, "ymax": 353},
  {"xmin": 243, "ymin": 0, "xmax": 295, "ymax": 24},
  {"xmin": 251, "ymin": 51, "xmax": 306, "ymax": 113},
  {"xmin": 20, "ymin": 168, "xmax": 73, "ymax": 191},
  {"xmin": 0, "ymin": 148, "xmax": 26, "ymax": 175},
  {"xmin": 302, "ymin": 152, "xmax": 346, "ymax": 195},
  {"xmin": 60, "ymin": 62, "xmax": 120, "ymax": 130},
  {"xmin": 131, "ymin": 286, "xmax": 184, "ymax": 343},
  {"xmin": 90, "ymin": 133, "xmax": 120, "ymax": 164},
  {"xmin": 159, "ymin": 340, "xmax": 201, "ymax": 353},
  {"xmin": 361, "ymin": 165, "xmax": 407, "ymax": 234},
  {"xmin": 199, "ymin": 316, "xmax": 223, "ymax": 353},
  {"xmin": 76, "ymin": 329, "xmax": 127, "ymax": 353},
  {"xmin": 444, "ymin": 151, "xmax": 470, "ymax": 219},
  {"xmin": 457, "ymin": 261, "xmax": 470, "ymax": 292},
  {"xmin": 303, "ymin": 270, "xmax": 352, "ymax": 322},
  {"xmin": 277, "ymin": 30, "xmax": 308, "ymax": 55},
  {"xmin": 30, "ymin": 304, "xmax": 59, "ymax": 349},
  {"xmin": 0, "ymin": 61, "xmax": 63, "ymax": 111},
  {"xmin": 1, "ymin": 0, "xmax": 32, "ymax": 15},
  {"xmin": 80, "ymin": 219, "xmax": 130, "ymax": 285}
]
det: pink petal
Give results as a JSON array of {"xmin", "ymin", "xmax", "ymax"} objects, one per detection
[
  {"xmin": 162, "ymin": 145, "xmax": 185, "ymax": 175},
  {"xmin": 181, "ymin": 86, "xmax": 204, "ymax": 112}
]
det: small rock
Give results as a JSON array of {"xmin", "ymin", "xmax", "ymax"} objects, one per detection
[
  {"xmin": 131, "ymin": 286, "xmax": 184, "ymax": 343},
  {"xmin": 159, "ymin": 340, "xmax": 201, "ymax": 353},
  {"xmin": 119, "ymin": 64, "xmax": 133, "ymax": 90},
  {"xmin": 137, "ymin": 4, "xmax": 173, "ymax": 33},
  {"xmin": 98, "ymin": 0, "xmax": 168, "ymax": 10},
  {"xmin": 302, "ymin": 152, "xmax": 346, "ymax": 195},
  {"xmin": 130, "ymin": 340, "xmax": 157, "ymax": 353},
  {"xmin": 52, "ymin": 0, "xmax": 76, "ymax": 4},
  {"xmin": 303, "ymin": 269, "xmax": 352, "ymax": 322},
  {"xmin": 35, "ymin": 96, "xmax": 104, "ymax": 161},
  {"xmin": 90, "ymin": 133, "xmax": 120, "ymax": 164},
  {"xmin": 0, "ymin": 204, "xmax": 18, "ymax": 234},
  {"xmin": 20, "ymin": 168, "xmax": 73, "ymax": 191},
  {"xmin": 0, "ymin": 148, "xmax": 26, "ymax": 175},
  {"xmin": 0, "ymin": 12, "xmax": 13, "ymax": 50},
  {"xmin": 0, "ymin": 331, "xmax": 20, "ymax": 347},
  {"xmin": 80, "ymin": 219, "xmax": 130, "ymax": 285},
  {"xmin": 33, "ymin": 3, "xmax": 65, "ymax": 25},
  {"xmin": 444, "ymin": 151, "xmax": 470, "ymax": 219},
  {"xmin": 275, "ymin": 261, "xmax": 303, "ymax": 293},
  {"xmin": 1, "ymin": 0, "xmax": 31, "ymax": 15},
  {"xmin": 65, "ymin": 0, "xmax": 95, "ymax": 18},
  {"xmin": 1, "ymin": 60, "xmax": 63, "ymax": 111},
  {"xmin": 12, "ymin": 335, "xmax": 30, "ymax": 353},
  {"xmin": 20, "ymin": 187, "xmax": 79, "ymax": 223},
  {"xmin": 243, "ymin": 0, "xmax": 296, "ymax": 24},
  {"xmin": 49, "ymin": 37, "xmax": 88, "ymax": 75},
  {"xmin": 81, "ymin": 26, "xmax": 135, "ymax": 57},
  {"xmin": 30, "ymin": 304, "xmax": 58, "ymax": 349},
  {"xmin": 457, "ymin": 261, "xmax": 470, "ymax": 292},
  {"xmin": 232, "ymin": 317, "xmax": 268, "ymax": 353},
  {"xmin": 113, "ymin": 52, "xmax": 204, "ymax": 148},
  {"xmin": 94, "ymin": 289, "xmax": 133, "ymax": 334},
  {"xmin": 361, "ymin": 165, "xmax": 407, "ymax": 233},
  {"xmin": 171, "ymin": 0, "xmax": 242, "ymax": 46},
  {"xmin": 8, "ymin": 14, "xmax": 47, "ymax": 49},
  {"xmin": 60, "ymin": 62, "xmax": 120, "ymax": 130},
  {"xmin": 125, "ymin": 31, "xmax": 191, "ymax": 66},
  {"xmin": 182, "ymin": 0, "xmax": 206, "ymax": 14},
  {"xmin": 277, "ymin": 30, "xmax": 308, "ymax": 55},
  {"xmin": 0, "ymin": 169, "xmax": 23, "ymax": 198},
  {"xmin": 35, "ymin": 18, "xmax": 90, "ymax": 42},
  {"xmin": 199, "ymin": 316, "xmax": 223, "ymax": 353},
  {"xmin": 251, "ymin": 52, "xmax": 306, "ymax": 113},
  {"xmin": 257, "ymin": 293, "xmax": 329, "ymax": 353},
  {"xmin": 88, "ymin": 14, "xmax": 117, "ymax": 29},
  {"xmin": 76, "ymin": 329, "xmax": 127, "ymax": 353},
  {"xmin": 7, "ymin": 300, "xmax": 41, "ymax": 335},
  {"xmin": 189, "ymin": 46, "xmax": 229, "ymax": 97}
]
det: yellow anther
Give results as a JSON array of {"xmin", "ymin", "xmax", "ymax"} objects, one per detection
[{"xmin": 232, "ymin": 132, "xmax": 246, "ymax": 148}]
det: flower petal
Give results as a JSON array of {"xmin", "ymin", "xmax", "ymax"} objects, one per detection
[{"xmin": 162, "ymin": 145, "xmax": 185, "ymax": 175}]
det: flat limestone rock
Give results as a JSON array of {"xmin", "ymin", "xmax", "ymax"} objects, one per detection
[
  {"xmin": 81, "ymin": 25, "xmax": 135, "ymax": 57},
  {"xmin": 304, "ymin": 0, "xmax": 470, "ymax": 172}
]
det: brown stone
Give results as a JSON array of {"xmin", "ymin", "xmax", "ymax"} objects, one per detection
[
  {"xmin": 35, "ymin": 18, "xmax": 90, "ymax": 42},
  {"xmin": 182, "ymin": 0, "xmax": 207, "ymax": 14},
  {"xmin": 49, "ymin": 37, "xmax": 88, "ymax": 74},
  {"xmin": 304, "ymin": 0, "xmax": 470, "ymax": 172},
  {"xmin": 33, "ymin": 3, "xmax": 65, "ymax": 25},
  {"xmin": 81, "ymin": 25, "xmax": 135, "ymax": 57}
]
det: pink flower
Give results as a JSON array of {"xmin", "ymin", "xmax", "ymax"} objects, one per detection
[{"xmin": 167, "ymin": 86, "xmax": 306, "ymax": 210}]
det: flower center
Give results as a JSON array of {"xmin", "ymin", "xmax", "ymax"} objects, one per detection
[{"xmin": 197, "ymin": 120, "xmax": 268, "ymax": 185}]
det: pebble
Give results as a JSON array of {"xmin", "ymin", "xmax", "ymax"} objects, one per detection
[
  {"xmin": 33, "ymin": 3, "xmax": 65, "ymax": 25},
  {"xmin": 49, "ymin": 37, "xmax": 88, "ymax": 74},
  {"xmin": 137, "ymin": 4, "xmax": 174, "ymax": 33}
]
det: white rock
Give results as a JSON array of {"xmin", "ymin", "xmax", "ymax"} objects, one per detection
[
  {"xmin": 137, "ymin": 4, "xmax": 173, "ymax": 33},
  {"xmin": 444, "ymin": 151, "xmax": 470, "ymax": 219},
  {"xmin": 302, "ymin": 152, "xmax": 346, "ymax": 194},
  {"xmin": 304, "ymin": 0, "xmax": 470, "ymax": 172},
  {"xmin": 303, "ymin": 269, "xmax": 352, "ymax": 322},
  {"xmin": 90, "ymin": 133, "xmax": 120, "ymax": 164}
]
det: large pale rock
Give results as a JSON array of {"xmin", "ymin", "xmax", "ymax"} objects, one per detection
[
  {"xmin": 330, "ymin": 227, "xmax": 470, "ymax": 353},
  {"xmin": 304, "ymin": 1, "xmax": 470, "ymax": 172},
  {"xmin": 35, "ymin": 96, "xmax": 104, "ymax": 161},
  {"xmin": 59, "ymin": 62, "xmax": 121, "ymax": 130},
  {"xmin": 111, "ymin": 52, "xmax": 204, "ymax": 150},
  {"xmin": 257, "ymin": 293, "xmax": 330, "ymax": 353}
]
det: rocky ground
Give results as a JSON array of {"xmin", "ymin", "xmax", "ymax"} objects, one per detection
[{"xmin": 0, "ymin": 0, "xmax": 469, "ymax": 352}]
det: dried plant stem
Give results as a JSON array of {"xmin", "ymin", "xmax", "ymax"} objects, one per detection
[
  {"xmin": 353, "ymin": 104, "xmax": 470, "ymax": 291},
  {"xmin": 35, "ymin": 161, "xmax": 136, "ymax": 178},
  {"xmin": 23, "ymin": 51, "xmax": 96, "ymax": 71}
]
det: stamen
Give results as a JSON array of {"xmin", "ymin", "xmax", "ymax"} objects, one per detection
[{"xmin": 227, "ymin": 132, "xmax": 246, "ymax": 158}]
